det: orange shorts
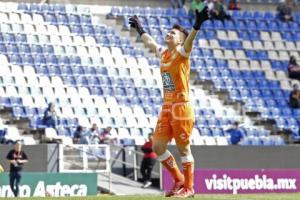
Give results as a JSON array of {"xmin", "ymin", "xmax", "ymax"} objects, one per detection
[{"xmin": 153, "ymin": 102, "xmax": 195, "ymax": 146}]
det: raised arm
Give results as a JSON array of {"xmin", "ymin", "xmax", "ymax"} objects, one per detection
[
  {"xmin": 129, "ymin": 16, "xmax": 159, "ymax": 54},
  {"xmin": 184, "ymin": 7, "xmax": 209, "ymax": 53}
]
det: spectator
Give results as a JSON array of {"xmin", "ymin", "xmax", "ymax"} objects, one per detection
[
  {"xmin": 43, "ymin": 103, "xmax": 58, "ymax": 128},
  {"xmin": 141, "ymin": 133, "xmax": 157, "ymax": 188},
  {"xmin": 225, "ymin": 121, "xmax": 244, "ymax": 145},
  {"xmin": 209, "ymin": 0, "xmax": 232, "ymax": 21},
  {"xmin": 6, "ymin": 141, "xmax": 28, "ymax": 197},
  {"xmin": 89, "ymin": 123, "xmax": 101, "ymax": 144},
  {"xmin": 100, "ymin": 127, "xmax": 116, "ymax": 144},
  {"xmin": 228, "ymin": 0, "xmax": 241, "ymax": 10},
  {"xmin": 190, "ymin": 0, "xmax": 206, "ymax": 15},
  {"xmin": 289, "ymin": 84, "xmax": 300, "ymax": 108},
  {"xmin": 288, "ymin": 56, "xmax": 300, "ymax": 80},
  {"xmin": 276, "ymin": 0, "xmax": 293, "ymax": 22},
  {"xmin": 73, "ymin": 125, "xmax": 89, "ymax": 144}
]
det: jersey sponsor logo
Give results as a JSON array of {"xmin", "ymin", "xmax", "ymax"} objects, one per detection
[{"xmin": 162, "ymin": 72, "xmax": 175, "ymax": 91}]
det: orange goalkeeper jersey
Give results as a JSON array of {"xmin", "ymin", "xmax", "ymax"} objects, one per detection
[{"xmin": 157, "ymin": 45, "xmax": 191, "ymax": 103}]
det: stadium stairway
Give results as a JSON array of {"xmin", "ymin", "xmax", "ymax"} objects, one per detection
[{"xmin": 97, "ymin": 172, "xmax": 162, "ymax": 195}]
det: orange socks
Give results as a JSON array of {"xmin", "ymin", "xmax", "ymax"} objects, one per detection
[
  {"xmin": 182, "ymin": 162, "xmax": 194, "ymax": 189},
  {"xmin": 158, "ymin": 150, "xmax": 183, "ymax": 183},
  {"xmin": 158, "ymin": 150, "xmax": 194, "ymax": 188},
  {"xmin": 162, "ymin": 155, "xmax": 184, "ymax": 182}
]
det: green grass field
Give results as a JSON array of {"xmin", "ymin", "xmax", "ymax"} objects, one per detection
[{"xmin": 2, "ymin": 193, "xmax": 300, "ymax": 200}]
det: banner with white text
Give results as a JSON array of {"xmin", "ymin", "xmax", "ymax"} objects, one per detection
[
  {"xmin": 0, "ymin": 172, "xmax": 97, "ymax": 197},
  {"xmin": 163, "ymin": 169, "xmax": 300, "ymax": 194}
]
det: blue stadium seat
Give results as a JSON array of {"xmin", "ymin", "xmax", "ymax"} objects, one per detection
[
  {"xmin": 109, "ymin": 7, "xmax": 121, "ymax": 18},
  {"xmin": 41, "ymin": 4, "xmax": 54, "ymax": 13},
  {"xmin": 231, "ymin": 41, "xmax": 242, "ymax": 49},
  {"xmin": 238, "ymin": 30, "xmax": 249, "ymax": 40},
  {"xmin": 57, "ymin": 14, "xmax": 68, "ymax": 25},
  {"xmin": 264, "ymin": 11, "xmax": 274, "ymax": 20},
  {"xmin": 54, "ymin": 4, "xmax": 66, "ymax": 14},
  {"xmin": 9, "ymin": 55, "xmax": 22, "ymax": 65},
  {"xmin": 80, "ymin": 15, "xmax": 92, "ymax": 25},
  {"xmin": 253, "ymin": 11, "xmax": 264, "ymax": 20},
  {"xmin": 18, "ymin": 3, "xmax": 29, "ymax": 12},
  {"xmin": 249, "ymin": 31, "xmax": 260, "ymax": 40},
  {"xmin": 205, "ymin": 30, "xmax": 216, "ymax": 39},
  {"xmin": 18, "ymin": 44, "xmax": 31, "ymax": 54},
  {"xmin": 231, "ymin": 10, "xmax": 242, "ymax": 19},
  {"xmin": 15, "ymin": 34, "xmax": 27, "ymax": 44},
  {"xmin": 257, "ymin": 20, "xmax": 268, "ymax": 31},
  {"xmin": 293, "ymin": 32, "xmax": 300, "ymax": 41},
  {"xmin": 68, "ymin": 14, "xmax": 80, "ymax": 25},
  {"xmin": 235, "ymin": 20, "xmax": 246, "ymax": 30},
  {"xmin": 3, "ymin": 33, "xmax": 15, "ymax": 43},
  {"xmin": 23, "ymin": 55, "xmax": 34, "ymax": 65},
  {"xmin": 33, "ymin": 55, "xmax": 46, "ymax": 66},
  {"xmin": 45, "ymin": 14, "xmax": 57, "ymax": 24},
  {"xmin": 219, "ymin": 40, "xmax": 231, "ymax": 49},
  {"xmin": 242, "ymin": 11, "xmax": 253, "ymax": 19},
  {"xmin": 247, "ymin": 20, "xmax": 257, "ymax": 30},
  {"xmin": 29, "ymin": 3, "xmax": 42, "ymax": 13},
  {"xmin": 267, "ymin": 20, "xmax": 278, "ymax": 31},
  {"xmin": 70, "ymin": 25, "xmax": 83, "ymax": 35},
  {"xmin": 224, "ymin": 20, "xmax": 235, "ymax": 29}
]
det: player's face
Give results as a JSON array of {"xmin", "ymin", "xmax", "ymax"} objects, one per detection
[
  {"xmin": 165, "ymin": 29, "xmax": 182, "ymax": 46},
  {"xmin": 14, "ymin": 143, "xmax": 22, "ymax": 152}
]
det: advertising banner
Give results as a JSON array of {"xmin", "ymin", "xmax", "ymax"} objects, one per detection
[
  {"xmin": 0, "ymin": 172, "xmax": 97, "ymax": 197},
  {"xmin": 163, "ymin": 169, "xmax": 299, "ymax": 194}
]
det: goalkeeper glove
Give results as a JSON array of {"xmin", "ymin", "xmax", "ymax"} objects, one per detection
[
  {"xmin": 129, "ymin": 15, "xmax": 146, "ymax": 36},
  {"xmin": 193, "ymin": 6, "xmax": 209, "ymax": 30}
]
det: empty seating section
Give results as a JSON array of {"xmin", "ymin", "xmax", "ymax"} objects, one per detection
[{"xmin": 0, "ymin": 2, "xmax": 288, "ymax": 145}]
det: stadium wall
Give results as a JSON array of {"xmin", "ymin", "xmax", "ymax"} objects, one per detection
[{"xmin": 1, "ymin": 144, "xmax": 300, "ymax": 173}]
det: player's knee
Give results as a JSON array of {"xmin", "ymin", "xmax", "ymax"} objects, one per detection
[
  {"xmin": 176, "ymin": 144, "xmax": 191, "ymax": 157},
  {"xmin": 152, "ymin": 142, "xmax": 167, "ymax": 156}
]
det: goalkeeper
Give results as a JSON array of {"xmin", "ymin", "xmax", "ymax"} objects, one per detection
[{"xmin": 129, "ymin": 7, "xmax": 209, "ymax": 198}]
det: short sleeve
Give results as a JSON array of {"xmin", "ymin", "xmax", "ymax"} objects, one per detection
[
  {"xmin": 6, "ymin": 150, "xmax": 13, "ymax": 160},
  {"xmin": 22, "ymin": 152, "xmax": 28, "ymax": 160},
  {"xmin": 177, "ymin": 46, "xmax": 190, "ymax": 58},
  {"xmin": 156, "ymin": 45, "xmax": 166, "ymax": 58}
]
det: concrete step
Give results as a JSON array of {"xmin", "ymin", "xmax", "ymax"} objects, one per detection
[{"xmin": 97, "ymin": 172, "xmax": 162, "ymax": 195}]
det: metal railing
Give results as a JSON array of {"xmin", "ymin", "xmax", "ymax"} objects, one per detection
[{"xmin": 59, "ymin": 143, "xmax": 161, "ymax": 192}]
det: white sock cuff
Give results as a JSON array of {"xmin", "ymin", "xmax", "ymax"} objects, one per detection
[
  {"xmin": 157, "ymin": 150, "xmax": 172, "ymax": 162},
  {"xmin": 181, "ymin": 154, "xmax": 194, "ymax": 163}
]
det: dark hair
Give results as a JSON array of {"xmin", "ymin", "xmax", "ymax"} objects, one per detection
[
  {"xmin": 76, "ymin": 126, "xmax": 83, "ymax": 132},
  {"xmin": 290, "ymin": 56, "xmax": 297, "ymax": 65},
  {"xmin": 172, "ymin": 24, "xmax": 189, "ymax": 40}
]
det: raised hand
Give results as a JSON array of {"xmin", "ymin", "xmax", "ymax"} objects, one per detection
[
  {"xmin": 129, "ymin": 15, "xmax": 146, "ymax": 36},
  {"xmin": 193, "ymin": 6, "xmax": 209, "ymax": 30}
]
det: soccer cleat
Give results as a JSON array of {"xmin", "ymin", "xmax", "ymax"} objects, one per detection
[
  {"xmin": 142, "ymin": 181, "xmax": 152, "ymax": 188},
  {"xmin": 165, "ymin": 181, "xmax": 184, "ymax": 197},
  {"xmin": 173, "ymin": 187, "xmax": 195, "ymax": 198}
]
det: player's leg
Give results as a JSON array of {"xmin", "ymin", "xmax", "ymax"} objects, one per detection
[
  {"xmin": 146, "ymin": 158, "xmax": 156, "ymax": 182},
  {"xmin": 143, "ymin": 158, "xmax": 154, "ymax": 188},
  {"xmin": 9, "ymin": 173, "xmax": 16, "ymax": 196},
  {"xmin": 153, "ymin": 129, "xmax": 184, "ymax": 183},
  {"xmin": 140, "ymin": 158, "xmax": 147, "ymax": 184},
  {"xmin": 171, "ymin": 103, "xmax": 195, "ymax": 197},
  {"xmin": 15, "ymin": 172, "xmax": 21, "ymax": 197},
  {"xmin": 153, "ymin": 109, "xmax": 184, "ymax": 196}
]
